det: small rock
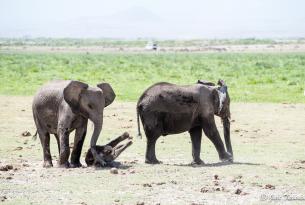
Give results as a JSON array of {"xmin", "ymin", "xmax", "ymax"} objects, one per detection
[
  {"xmin": 6, "ymin": 176, "xmax": 13, "ymax": 180},
  {"xmin": 156, "ymin": 182, "xmax": 166, "ymax": 185},
  {"xmin": 215, "ymin": 187, "xmax": 221, "ymax": 191},
  {"xmin": 214, "ymin": 174, "xmax": 219, "ymax": 180},
  {"xmin": 21, "ymin": 131, "xmax": 31, "ymax": 137},
  {"xmin": 143, "ymin": 183, "xmax": 152, "ymax": 187},
  {"xmin": 129, "ymin": 169, "xmax": 135, "ymax": 174},
  {"xmin": 0, "ymin": 196, "xmax": 7, "ymax": 202},
  {"xmin": 110, "ymin": 168, "xmax": 118, "ymax": 174},
  {"xmin": 200, "ymin": 187, "xmax": 209, "ymax": 193},
  {"xmin": 0, "ymin": 165, "xmax": 13, "ymax": 171},
  {"xmin": 114, "ymin": 199, "xmax": 120, "ymax": 202},
  {"xmin": 0, "ymin": 166, "xmax": 8, "ymax": 171},
  {"xmin": 6, "ymin": 165, "xmax": 13, "ymax": 170},
  {"xmin": 13, "ymin": 147, "xmax": 23, "ymax": 151},
  {"xmin": 170, "ymin": 180, "xmax": 177, "ymax": 184},
  {"xmin": 265, "ymin": 184, "xmax": 275, "ymax": 190},
  {"xmin": 235, "ymin": 188, "xmax": 242, "ymax": 195},
  {"xmin": 136, "ymin": 202, "xmax": 144, "ymax": 205}
]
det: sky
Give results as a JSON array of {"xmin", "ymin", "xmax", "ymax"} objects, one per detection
[{"xmin": 0, "ymin": 0, "xmax": 304, "ymax": 39}]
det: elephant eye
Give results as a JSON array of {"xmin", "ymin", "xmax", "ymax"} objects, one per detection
[{"xmin": 88, "ymin": 104, "xmax": 93, "ymax": 109}]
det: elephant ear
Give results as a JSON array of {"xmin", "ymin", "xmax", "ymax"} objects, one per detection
[
  {"xmin": 218, "ymin": 79, "xmax": 226, "ymax": 87},
  {"xmin": 197, "ymin": 80, "xmax": 215, "ymax": 86},
  {"xmin": 97, "ymin": 83, "xmax": 116, "ymax": 107},
  {"xmin": 63, "ymin": 81, "xmax": 89, "ymax": 114}
]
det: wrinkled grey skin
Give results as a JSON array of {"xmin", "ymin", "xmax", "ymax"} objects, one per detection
[
  {"xmin": 137, "ymin": 79, "xmax": 232, "ymax": 164},
  {"xmin": 32, "ymin": 80, "xmax": 115, "ymax": 168},
  {"xmin": 85, "ymin": 132, "xmax": 133, "ymax": 167}
]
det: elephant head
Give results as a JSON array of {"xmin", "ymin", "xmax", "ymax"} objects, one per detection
[
  {"xmin": 213, "ymin": 80, "xmax": 232, "ymax": 158},
  {"xmin": 63, "ymin": 81, "xmax": 116, "ymax": 164},
  {"xmin": 198, "ymin": 79, "xmax": 233, "ymax": 159}
]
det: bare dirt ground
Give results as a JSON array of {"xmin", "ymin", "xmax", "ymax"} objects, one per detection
[
  {"xmin": 1, "ymin": 44, "xmax": 305, "ymax": 53},
  {"xmin": 1, "ymin": 96, "xmax": 305, "ymax": 205}
]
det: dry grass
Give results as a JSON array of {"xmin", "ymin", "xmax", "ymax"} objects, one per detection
[{"xmin": 0, "ymin": 96, "xmax": 305, "ymax": 204}]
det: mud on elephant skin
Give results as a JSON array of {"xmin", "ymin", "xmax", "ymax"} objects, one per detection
[
  {"xmin": 32, "ymin": 80, "xmax": 116, "ymax": 168},
  {"xmin": 85, "ymin": 132, "xmax": 133, "ymax": 167},
  {"xmin": 137, "ymin": 79, "xmax": 233, "ymax": 165}
]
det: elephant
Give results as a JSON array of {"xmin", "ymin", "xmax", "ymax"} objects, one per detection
[
  {"xmin": 85, "ymin": 132, "xmax": 133, "ymax": 167},
  {"xmin": 32, "ymin": 80, "xmax": 115, "ymax": 168},
  {"xmin": 136, "ymin": 79, "xmax": 232, "ymax": 164}
]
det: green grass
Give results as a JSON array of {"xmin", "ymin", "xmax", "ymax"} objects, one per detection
[{"xmin": 0, "ymin": 52, "xmax": 304, "ymax": 103}]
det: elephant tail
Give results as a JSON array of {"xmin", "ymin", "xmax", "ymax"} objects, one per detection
[
  {"xmin": 32, "ymin": 130, "xmax": 38, "ymax": 140},
  {"xmin": 136, "ymin": 105, "xmax": 142, "ymax": 139}
]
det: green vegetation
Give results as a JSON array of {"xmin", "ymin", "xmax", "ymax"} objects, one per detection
[{"xmin": 0, "ymin": 52, "xmax": 304, "ymax": 103}]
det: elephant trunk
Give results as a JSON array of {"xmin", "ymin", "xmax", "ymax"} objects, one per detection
[
  {"xmin": 89, "ymin": 116, "xmax": 107, "ymax": 165},
  {"xmin": 223, "ymin": 117, "xmax": 233, "ymax": 159},
  {"xmin": 90, "ymin": 119, "xmax": 103, "ymax": 147}
]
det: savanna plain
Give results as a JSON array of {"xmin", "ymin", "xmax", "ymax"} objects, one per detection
[{"xmin": 0, "ymin": 40, "xmax": 305, "ymax": 205}]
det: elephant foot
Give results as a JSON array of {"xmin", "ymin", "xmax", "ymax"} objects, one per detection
[
  {"xmin": 220, "ymin": 152, "xmax": 233, "ymax": 162},
  {"xmin": 43, "ymin": 160, "xmax": 53, "ymax": 168},
  {"xmin": 57, "ymin": 161, "xmax": 70, "ymax": 168},
  {"xmin": 70, "ymin": 162, "xmax": 82, "ymax": 168},
  {"xmin": 191, "ymin": 159, "xmax": 205, "ymax": 165},
  {"xmin": 145, "ymin": 158, "xmax": 162, "ymax": 164}
]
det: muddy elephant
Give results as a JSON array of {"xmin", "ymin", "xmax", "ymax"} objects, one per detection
[
  {"xmin": 85, "ymin": 132, "xmax": 133, "ymax": 167},
  {"xmin": 137, "ymin": 80, "xmax": 232, "ymax": 164},
  {"xmin": 32, "ymin": 80, "xmax": 115, "ymax": 168}
]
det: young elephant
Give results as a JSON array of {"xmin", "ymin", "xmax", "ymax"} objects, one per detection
[
  {"xmin": 32, "ymin": 80, "xmax": 115, "ymax": 168},
  {"xmin": 137, "ymin": 80, "xmax": 232, "ymax": 164},
  {"xmin": 85, "ymin": 132, "xmax": 133, "ymax": 167}
]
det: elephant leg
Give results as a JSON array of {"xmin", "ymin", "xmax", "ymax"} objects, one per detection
[
  {"xmin": 70, "ymin": 124, "xmax": 87, "ymax": 168},
  {"xmin": 107, "ymin": 132, "xmax": 130, "ymax": 148},
  {"xmin": 145, "ymin": 129, "xmax": 161, "ymax": 164},
  {"xmin": 113, "ymin": 140, "xmax": 132, "ymax": 159},
  {"xmin": 38, "ymin": 130, "xmax": 53, "ymax": 168},
  {"xmin": 54, "ymin": 134, "xmax": 60, "ymax": 155},
  {"xmin": 189, "ymin": 127, "xmax": 204, "ymax": 165},
  {"xmin": 58, "ymin": 128, "xmax": 70, "ymax": 168},
  {"xmin": 202, "ymin": 117, "xmax": 232, "ymax": 162}
]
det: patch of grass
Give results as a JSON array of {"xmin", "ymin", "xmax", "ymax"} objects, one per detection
[{"xmin": 0, "ymin": 52, "xmax": 304, "ymax": 103}]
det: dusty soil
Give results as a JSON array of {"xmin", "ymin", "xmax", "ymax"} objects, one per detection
[
  {"xmin": 1, "ymin": 44, "xmax": 305, "ymax": 53},
  {"xmin": 0, "ymin": 96, "xmax": 305, "ymax": 205}
]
